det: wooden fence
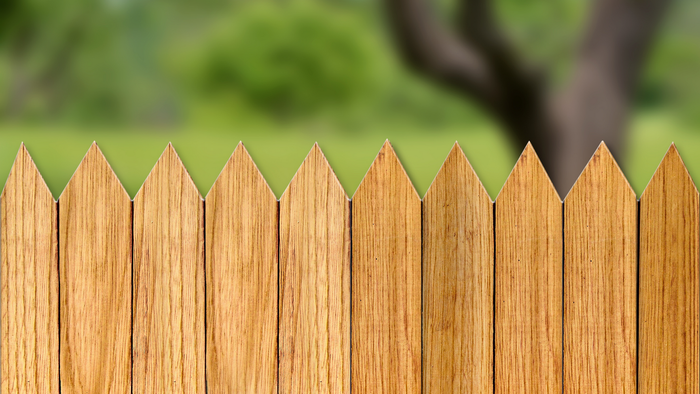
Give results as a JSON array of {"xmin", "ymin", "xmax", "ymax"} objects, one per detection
[{"xmin": 1, "ymin": 140, "xmax": 697, "ymax": 393}]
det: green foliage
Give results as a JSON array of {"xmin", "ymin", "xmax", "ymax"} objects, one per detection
[
  {"xmin": 0, "ymin": 0, "xmax": 698, "ymax": 131},
  {"xmin": 637, "ymin": 0, "xmax": 700, "ymax": 121},
  {"xmin": 183, "ymin": 2, "xmax": 382, "ymax": 118}
]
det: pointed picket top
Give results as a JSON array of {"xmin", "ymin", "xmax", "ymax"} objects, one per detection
[
  {"xmin": 566, "ymin": 141, "xmax": 635, "ymax": 201},
  {"xmin": 135, "ymin": 142, "xmax": 201, "ymax": 200},
  {"xmin": 494, "ymin": 141, "xmax": 562, "ymax": 391},
  {"xmin": 59, "ymin": 142, "xmax": 129, "ymax": 200},
  {"xmin": 422, "ymin": 140, "xmax": 493, "ymax": 392},
  {"xmin": 351, "ymin": 139, "xmax": 421, "ymax": 392},
  {"xmin": 563, "ymin": 141, "xmax": 637, "ymax": 392},
  {"xmin": 1, "ymin": 143, "xmax": 53, "ymax": 200},
  {"xmin": 496, "ymin": 142, "xmax": 560, "ymax": 202},
  {"xmin": 206, "ymin": 142, "xmax": 275, "ymax": 200},
  {"xmin": 639, "ymin": 143, "xmax": 699, "ymax": 391},
  {"xmin": 281, "ymin": 142, "xmax": 347, "ymax": 200},
  {"xmin": 58, "ymin": 141, "xmax": 131, "ymax": 391},
  {"xmin": 353, "ymin": 140, "xmax": 419, "ymax": 200},
  {"xmin": 1, "ymin": 142, "xmax": 59, "ymax": 393},
  {"xmin": 641, "ymin": 143, "xmax": 698, "ymax": 200},
  {"xmin": 424, "ymin": 141, "xmax": 490, "ymax": 202},
  {"xmin": 132, "ymin": 141, "xmax": 205, "ymax": 392},
  {"xmin": 279, "ymin": 142, "xmax": 351, "ymax": 392}
]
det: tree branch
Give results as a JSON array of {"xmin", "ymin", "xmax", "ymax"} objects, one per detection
[
  {"xmin": 455, "ymin": 0, "xmax": 522, "ymax": 75},
  {"xmin": 455, "ymin": 0, "xmax": 548, "ymax": 136},
  {"xmin": 384, "ymin": 0, "xmax": 505, "ymax": 111},
  {"xmin": 555, "ymin": 0, "xmax": 672, "ymax": 150}
]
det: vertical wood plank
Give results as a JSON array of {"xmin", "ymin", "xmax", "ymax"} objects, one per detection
[
  {"xmin": 423, "ymin": 142, "xmax": 493, "ymax": 393},
  {"xmin": 1, "ymin": 144, "xmax": 59, "ymax": 394},
  {"xmin": 495, "ymin": 142, "xmax": 562, "ymax": 393},
  {"xmin": 563, "ymin": 143, "xmax": 636, "ymax": 393},
  {"xmin": 133, "ymin": 143, "xmax": 205, "ymax": 393},
  {"xmin": 279, "ymin": 143, "xmax": 350, "ymax": 394},
  {"xmin": 206, "ymin": 142, "xmax": 278, "ymax": 393},
  {"xmin": 352, "ymin": 140, "xmax": 421, "ymax": 394},
  {"xmin": 639, "ymin": 144, "xmax": 699, "ymax": 393},
  {"xmin": 59, "ymin": 142, "xmax": 132, "ymax": 393}
]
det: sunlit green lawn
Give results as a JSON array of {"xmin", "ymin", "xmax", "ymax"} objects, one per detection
[{"xmin": 1, "ymin": 112, "xmax": 698, "ymax": 200}]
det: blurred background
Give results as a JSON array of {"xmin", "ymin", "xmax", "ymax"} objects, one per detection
[{"xmin": 0, "ymin": 0, "xmax": 698, "ymax": 199}]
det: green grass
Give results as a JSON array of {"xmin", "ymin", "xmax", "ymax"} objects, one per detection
[{"xmin": 0, "ymin": 112, "xmax": 697, "ymax": 200}]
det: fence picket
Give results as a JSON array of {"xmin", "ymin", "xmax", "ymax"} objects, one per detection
[
  {"xmin": 563, "ymin": 143, "xmax": 636, "ymax": 393},
  {"xmin": 639, "ymin": 144, "xmax": 699, "ymax": 393},
  {"xmin": 5, "ymin": 140, "xmax": 700, "ymax": 392},
  {"xmin": 58, "ymin": 143, "xmax": 132, "ymax": 393},
  {"xmin": 133, "ymin": 144, "xmax": 205, "ymax": 393},
  {"xmin": 205, "ymin": 143, "xmax": 278, "ymax": 393},
  {"xmin": 423, "ymin": 142, "xmax": 493, "ymax": 393},
  {"xmin": 495, "ymin": 143, "xmax": 562, "ymax": 393},
  {"xmin": 351, "ymin": 141, "xmax": 421, "ymax": 394},
  {"xmin": 1, "ymin": 144, "xmax": 59, "ymax": 394},
  {"xmin": 279, "ymin": 143, "xmax": 351, "ymax": 393}
]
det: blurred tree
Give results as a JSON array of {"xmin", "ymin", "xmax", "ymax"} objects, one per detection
[
  {"xmin": 182, "ymin": 2, "xmax": 381, "ymax": 120},
  {"xmin": 384, "ymin": 0, "xmax": 675, "ymax": 194}
]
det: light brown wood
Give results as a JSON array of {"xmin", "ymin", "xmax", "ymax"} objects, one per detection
[
  {"xmin": 495, "ymin": 142, "xmax": 562, "ymax": 393},
  {"xmin": 206, "ymin": 142, "xmax": 278, "ymax": 393},
  {"xmin": 639, "ymin": 144, "xmax": 699, "ymax": 393},
  {"xmin": 351, "ymin": 141, "xmax": 421, "ymax": 394},
  {"xmin": 563, "ymin": 143, "xmax": 636, "ymax": 393},
  {"xmin": 1, "ymin": 144, "xmax": 59, "ymax": 394},
  {"xmin": 423, "ymin": 142, "xmax": 493, "ymax": 394},
  {"xmin": 279, "ymin": 143, "xmax": 351, "ymax": 394},
  {"xmin": 133, "ymin": 143, "xmax": 205, "ymax": 393},
  {"xmin": 59, "ymin": 142, "xmax": 132, "ymax": 393}
]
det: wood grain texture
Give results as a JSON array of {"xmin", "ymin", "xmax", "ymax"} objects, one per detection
[
  {"xmin": 352, "ymin": 141, "xmax": 421, "ymax": 394},
  {"xmin": 495, "ymin": 143, "xmax": 562, "ymax": 394},
  {"xmin": 639, "ymin": 144, "xmax": 699, "ymax": 393},
  {"xmin": 1, "ymin": 144, "xmax": 59, "ymax": 394},
  {"xmin": 59, "ymin": 142, "xmax": 132, "ymax": 393},
  {"xmin": 279, "ymin": 143, "xmax": 350, "ymax": 394},
  {"xmin": 423, "ymin": 142, "xmax": 493, "ymax": 394},
  {"xmin": 133, "ymin": 143, "xmax": 205, "ymax": 393},
  {"xmin": 563, "ymin": 143, "xmax": 636, "ymax": 393},
  {"xmin": 206, "ymin": 142, "xmax": 278, "ymax": 394}
]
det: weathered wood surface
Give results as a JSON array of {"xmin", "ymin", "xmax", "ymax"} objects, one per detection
[
  {"xmin": 279, "ymin": 143, "xmax": 351, "ymax": 394},
  {"xmin": 495, "ymin": 143, "xmax": 562, "ymax": 393},
  {"xmin": 133, "ymin": 144, "xmax": 205, "ymax": 393},
  {"xmin": 1, "ymin": 144, "xmax": 59, "ymax": 394},
  {"xmin": 639, "ymin": 144, "xmax": 699, "ymax": 393},
  {"xmin": 564, "ymin": 143, "xmax": 637, "ymax": 393},
  {"xmin": 423, "ymin": 142, "xmax": 493, "ymax": 394},
  {"xmin": 352, "ymin": 141, "xmax": 421, "ymax": 394},
  {"xmin": 59, "ymin": 143, "xmax": 132, "ymax": 393},
  {"xmin": 206, "ymin": 143, "xmax": 278, "ymax": 393}
]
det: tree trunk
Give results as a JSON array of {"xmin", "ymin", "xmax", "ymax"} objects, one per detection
[
  {"xmin": 382, "ymin": 0, "xmax": 671, "ymax": 197},
  {"xmin": 500, "ymin": 80, "xmax": 628, "ymax": 198}
]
